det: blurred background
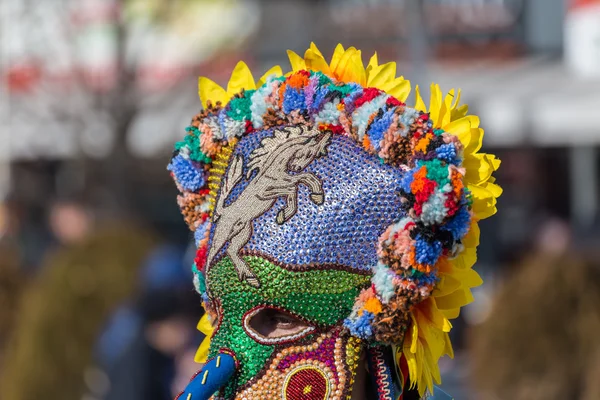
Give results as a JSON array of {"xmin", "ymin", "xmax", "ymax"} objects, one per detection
[{"xmin": 1, "ymin": 0, "xmax": 599, "ymax": 399}]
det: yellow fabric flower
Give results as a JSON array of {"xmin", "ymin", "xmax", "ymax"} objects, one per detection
[{"xmin": 194, "ymin": 313, "xmax": 215, "ymax": 363}]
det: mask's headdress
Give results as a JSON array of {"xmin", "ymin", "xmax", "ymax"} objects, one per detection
[{"xmin": 169, "ymin": 43, "xmax": 501, "ymax": 398}]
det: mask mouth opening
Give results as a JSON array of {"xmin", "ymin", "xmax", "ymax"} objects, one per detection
[{"xmin": 242, "ymin": 305, "xmax": 317, "ymax": 345}]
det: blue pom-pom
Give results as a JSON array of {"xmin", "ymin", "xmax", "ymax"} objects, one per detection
[
  {"xmin": 441, "ymin": 206, "xmax": 471, "ymax": 240},
  {"xmin": 367, "ymin": 108, "xmax": 395, "ymax": 151},
  {"xmin": 436, "ymin": 143, "xmax": 458, "ymax": 163},
  {"xmin": 310, "ymin": 86, "xmax": 330, "ymax": 113},
  {"xmin": 194, "ymin": 220, "xmax": 210, "ymax": 247},
  {"xmin": 414, "ymin": 234, "xmax": 443, "ymax": 265},
  {"xmin": 415, "ymin": 271, "xmax": 439, "ymax": 286},
  {"xmin": 282, "ymin": 86, "xmax": 306, "ymax": 114},
  {"xmin": 344, "ymin": 311, "xmax": 375, "ymax": 339},
  {"xmin": 400, "ymin": 169, "xmax": 415, "ymax": 193},
  {"xmin": 201, "ymin": 292, "xmax": 210, "ymax": 304},
  {"xmin": 168, "ymin": 155, "xmax": 205, "ymax": 192}
]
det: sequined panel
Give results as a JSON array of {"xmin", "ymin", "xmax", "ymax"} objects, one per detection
[{"xmin": 207, "ymin": 128, "xmax": 405, "ymax": 272}]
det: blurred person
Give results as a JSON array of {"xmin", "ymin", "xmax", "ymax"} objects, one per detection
[
  {"xmin": 167, "ymin": 44, "xmax": 501, "ymax": 399},
  {"xmin": 0, "ymin": 197, "xmax": 50, "ymax": 274},
  {"xmin": 0, "ymin": 214, "xmax": 24, "ymax": 372},
  {"xmin": 470, "ymin": 250, "xmax": 600, "ymax": 400},
  {"xmin": 103, "ymin": 289, "xmax": 201, "ymax": 400},
  {"xmin": 0, "ymin": 223, "xmax": 155, "ymax": 400},
  {"xmin": 48, "ymin": 198, "xmax": 93, "ymax": 247},
  {"xmin": 533, "ymin": 217, "xmax": 571, "ymax": 258},
  {"xmin": 100, "ymin": 244, "xmax": 202, "ymax": 400}
]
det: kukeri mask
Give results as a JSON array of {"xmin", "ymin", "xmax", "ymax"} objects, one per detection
[{"xmin": 168, "ymin": 44, "xmax": 501, "ymax": 400}]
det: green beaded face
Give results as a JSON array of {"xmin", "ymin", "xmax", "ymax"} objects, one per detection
[{"xmin": 204, "ymin": 255, "xmax": 370, "ymax": 397}]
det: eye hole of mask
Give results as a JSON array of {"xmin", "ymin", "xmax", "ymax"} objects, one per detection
[{"xmin": 244, "ymin": 307, "xmax": 316, "ymax": 345}]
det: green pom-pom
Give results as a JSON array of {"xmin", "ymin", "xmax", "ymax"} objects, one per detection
[
  {"xmin": 192, "ymin": 264, "xmax": 207, "ymax": 293},
  {"xmin": 424, "ymin": 158, "xmax": 451, "ymax": 187},
  {"xmin": 227, "ymin": 92, "xmax": 254, "ymax": 121},
  {"xmin": 175, "ymin": 127, "xmax": 212, "ymax": 164}
]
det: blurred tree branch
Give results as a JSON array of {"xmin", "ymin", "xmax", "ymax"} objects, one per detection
[{"xmin": 3, "ymin": 0, "xmax": 260, "ymax": 214}]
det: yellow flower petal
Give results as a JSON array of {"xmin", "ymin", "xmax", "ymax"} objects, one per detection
[
  {"xmin": 486, "ymin": 154, "xmax": 502, "ymax": 171},
  {"xmin": 463, "ymin": 221, "xmax": 480, "ymax": 248},
  {"xmin": 422, "ymin": 348, "xmax": 439, "ymax": 390},
  {"xmin": 464, "ymin": 154, "xmax": 493, "ymax": 186},
  {"xmin": 439, "ymin": 89, "xmax": 454, "ymax": 127},
  {"xmin": 227, "ymin": 61, "xmax": 256, "ymax": 95},
  {"xmin": 287, "ymin": 49, "xmax": 306, "ymax": 71},
  {"xmin": 197, "ymin": 312, "xmax": 214, "ymax": 334},
  {"xmin": 443, "ymin": 332, "xmax": 454, "ymax": 358},
  {"xmin": 429, "ymin": 83, "xmax": 442, "ymax": 126},
  {"xmin": 331, "ymin": 47, "xmax": 357, "ymax": 79},
  {"xmin": 329, "ymin": 43, "xmax": 346, "ymax": 72},
  {"xmin": 256, "ymin": 65, "xmax": 283, "ymax": 87},
  {"xmin": 198, "ymin": 76, "xmax": 229, "ymax": 109},
  {"xmin": 465, "ymin": 127, "xmax": 484, "ymax": 154},
  {"xmin": 349, "ymin": 50, "xmax": 367, "ymax": 85},
  {"xmin": 414, "ymin": 85, "xmax": 427, "ymax": 112},
  {"xmin": 194, "ymin": 313, "xmax": 215, "ymax": 363},
  {"xmin": 458, "ymin": 268, "xmax": 484, "ymax": 289},
  {"xmin": 450, "ymin": 89, "xmax": 462, "ymax": 112},
  {"xmin": 334, "ymin": 47, "xmax": 366, "ymax": 85},
  {"xmin": 485, "ymin": 181, "xmax": 503, "ymax": 197},
  {"xmin": 406, "ymin": 313, "xmax": 419, "ymax": 352},
  {"xmin": 443, "ymin": 117, "xmax": 472, "ymax": 146},
  {"xmin": 450, "ymin": 247, "xmax": 477, "ymax": 270},
  {"xmin": 416, "ymin": 337, "xmax": 424, "ymax": 386},
  {"xmin": 304, "ymin": 48, "xmax": 332, "ymax": 76},
  {"xmin": 367, "ymin": 62, "xmax": 397, "ymax": 90},
  {"xmin": 418, "ymin": 298, "xmax": 453, "ymax": 333},
  {"xmin": 309, "ymin": 42, "xmax": 325, "ymax": 59},
  {"xmin": 469, "ymin": 184, "xmax": 498, "ymax": 219},
  {"xmin": 366, "ymin": 51, "xmax": 379, "ymax": 76},
  {"xmin": 433, "ymin": 273, "xmax": 462, "ymax": 297},
  {"xmin": 465, "ymin": 115, "xmax": 480, "ymax": 128},
  {"xmin": 441, "ymin": 307, "xmax": 461, "ymax": 320},
  {"xmin": 435, "ymin": 287, "xmax": 475, "ymax": 311},
  {"xmin": 381, "ymin": 77, "xmax": 411, "ymax": 102},
  {"xmin": 452, "ymin": 104, "xmax": 469, "ymax": 120}
]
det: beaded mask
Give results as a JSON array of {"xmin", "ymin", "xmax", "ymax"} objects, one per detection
[{"xmin": 169, "ymin": 44, "xmax": 501, "ymax": 400}]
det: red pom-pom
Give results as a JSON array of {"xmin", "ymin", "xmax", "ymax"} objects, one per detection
[
  {"xmin": 386, "ymin": 97, "xmax": 404, "ymax": 107},
  {"xmin": 354, "ymin": 87, "xmax": 382, "ymax": 108},
  {"xmin": 445, "ymin": 194, "xmax": 460, "ymax": 217},
  {"xmin": 245, "ymin": 119, "xmax": 255, "ymax": 133},
  {"xmin": 195, "ymin": 246, "xmax": 208, "ymax": 271},
  {"xmin": 322, "ymin": 124, "xmax": 345, "ymax": 135}
]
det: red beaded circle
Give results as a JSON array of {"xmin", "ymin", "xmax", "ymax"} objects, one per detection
[{"xmin": 283, "ymin": 366, "xmax": 330, "ymax": 400}]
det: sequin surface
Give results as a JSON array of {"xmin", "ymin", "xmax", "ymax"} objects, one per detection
[{"xmin": 207, "ymin": 129, "xmax": 405, "ymax": 271}]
